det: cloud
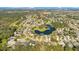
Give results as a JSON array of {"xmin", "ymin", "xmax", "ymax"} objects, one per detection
[{"xmin": 0, "ymin": 0, "xmax": 79, "ymax": 7}]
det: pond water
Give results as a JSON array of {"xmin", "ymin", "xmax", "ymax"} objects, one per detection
[{"xmin": 34, "ymin": 24, "xmax": 56, "ymax": 35}]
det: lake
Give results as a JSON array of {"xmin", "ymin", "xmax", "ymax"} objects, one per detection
[{"xmin": 34, "ymin": 24, "xmax": 56, "ymax": 35}]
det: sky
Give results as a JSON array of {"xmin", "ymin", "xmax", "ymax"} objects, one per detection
[{"xmin": 0, "ymin": 0, "xmax": 79, "ymax": 7}]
